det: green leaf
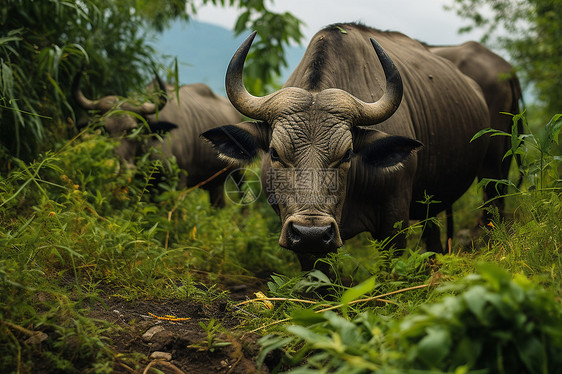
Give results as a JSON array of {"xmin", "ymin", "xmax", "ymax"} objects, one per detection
[
  {"xmin": 417, "ymin": 327, "xmax": 452, "ymax": 368},
  {"xmin": 516, "ymin": 336, "xmax": 546, "ymax": 374},
  {"xmin": 0, "ymin": 35, "xmax": 22, "ymax": 46},
  {"xmin": 307, "ymin": 269, "xmax": 332, "ymax": 285},
  {"xmin": 286, "ymin": 325, "xmax": 330, "ymax": 344},
  {"xmin": 324, "ymin": 312, "xmax": 364, "ymax": 346},
  {"xmin": 340, "ymin": 276, "xmax": 376, "ymax": 318},
  {"xmin": 234, "ymin": 10, "xmax": 251, "ymax": 34},
  {"xmin": 470, "ymin": 128, "xmax": 509, "ymax": 143},
  {"xmin": 449, "ymin": 337, "xmax": 480, "ymax": 368},
  {"xmin": 539, "ymin": 114, "xmax": 562, "ymax": 153},
  {"xmin": 291, "ymin": 309, "xmax": 326, "ymax": 326},
  {"xmin": 257, "ymin": 335, "xmax": 295, "ymax": 367},
  {"xmin": 476, "ymin": 178, "xmax": 514, "ymax": 193},
  {"xmin": 476, "ymin": 262, "xmax": 511, "ymax": 290},
  {"xmin": 463, "ymin": 285, "xmax": 488, "ymax": 321}
]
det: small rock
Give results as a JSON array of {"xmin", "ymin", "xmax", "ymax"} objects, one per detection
[
  {"xmin": 142, "ymin": 325, "xmax": 166, "ymax": 342},
  {"xmin": 145, "ymin": 329, "xmax": 175, "ymax": 350},
  {"xmin": 149, "ymin": 351, "xmax": 172, "ymax": 361}
]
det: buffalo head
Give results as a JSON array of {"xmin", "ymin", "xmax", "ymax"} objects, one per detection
[
  {"xmin": 203, "ymin": 32, "xmax": 421, "ymax": 265},
  {"xmin": 72, "ymin": 70, "xmax": 175, "ymax": 166}
]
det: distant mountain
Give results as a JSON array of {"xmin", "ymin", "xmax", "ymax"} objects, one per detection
[{"xmin": 150, "ymin": 20, "xmax": 305, "ymax": 96}]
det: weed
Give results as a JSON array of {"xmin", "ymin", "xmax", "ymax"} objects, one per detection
[
  {"xmin": 188, "ymin": 318, "xmax": 232, "ymax": 352},
  {"xmin": 0, "ymin": 133, "xmax": 288, "ymax": 371},
  {"xmin": 472, "ymin": 112, "xmax": 562, "ymax": 194}
]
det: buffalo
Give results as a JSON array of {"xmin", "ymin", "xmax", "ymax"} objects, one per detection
[
  {"xmin": 428, "ymin": 41, "xmax": 523, "ymax": 222},
  {"xmin": 203, "ymin": 23, "xmax": 492, "ymax": 268},
  {"xmin": 73, "ymin": 71, "xmax": 242, "ymax": 205}
]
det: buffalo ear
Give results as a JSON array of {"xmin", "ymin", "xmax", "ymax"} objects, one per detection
[
  {"xmin": 353, "ymin": 127, "xmax": 423, "ymax": 169},
  {"xmin": 201, "ymin": 121, "xmax": 270, "ymax": 164},
  {"xmin": 149, "ymin": 121, "xmax": 178, "ymax": 133}
]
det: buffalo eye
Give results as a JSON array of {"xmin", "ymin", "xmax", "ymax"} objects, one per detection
[
  {"xmin": 341, "ymin": 148, "xmax": 354, "ymax": 163},
  {"xmin": 270, "ymin": 148, "xmax": 281, "ymax": 162}
]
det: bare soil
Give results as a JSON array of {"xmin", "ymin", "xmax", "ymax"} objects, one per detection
[{"xmin": 88, "ymin": 283, "xmax": 275, "ymax": 374}]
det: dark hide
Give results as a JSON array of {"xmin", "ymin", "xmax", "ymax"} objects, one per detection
[
  {"xmin": 204, "ymin": 23, "xmax": 491, "ymax": 267},
  {"xmin": 429, "ymin": 41, "xmax": 523, "ymax": 222}
]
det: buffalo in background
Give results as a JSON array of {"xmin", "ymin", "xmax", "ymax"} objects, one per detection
[
  {"xmin": 72, "ymin": 71, "xmax": 242, "ymax": 206},
  {"xmin": 429, "ymin": 41, "xmax": 523, "ymax": 226}
]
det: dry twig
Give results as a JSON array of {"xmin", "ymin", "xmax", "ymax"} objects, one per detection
[
  {"xmin": 142, "ymin": 359, "xmax": 186, "ymax": 374},
  {"xmin": 245, "ymin": 283, "xmax": 432, "ymax": 333}
]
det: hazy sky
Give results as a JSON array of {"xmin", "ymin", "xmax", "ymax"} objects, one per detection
[{"xmin": 193, "ymin": 0, "xmax": 485, "ymax": 46}]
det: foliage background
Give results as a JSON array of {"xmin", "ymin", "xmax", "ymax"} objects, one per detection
[
  {"xmin": 0, "ymin": 0, "xmax": 303, "ymax": 166},
  {"xmin": 448, "ymin": 0, "xmax": 562, "ymax": 116}
]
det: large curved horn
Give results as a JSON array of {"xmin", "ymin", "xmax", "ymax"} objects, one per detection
[
  {"xmin": 225, "ymin": 31, "xmax": 281, "ymax": 121},
  {"xmin": 354, "ymin": 38, "xmax": 403, "ymax": 125},
  {"xmin": 120, "ymin": 71, "xmax": 167, "ymax": 115},
  {"xmin": 72, "ymin": 67, "xmax": 100, "ymax": 110}
]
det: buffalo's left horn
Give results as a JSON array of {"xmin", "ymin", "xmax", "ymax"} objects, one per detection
[
  {"xmin": 72, "ymin": 68, "xmax": 99, "ymax": 110},
  {"xmin": 225, "ymin": 31, "xmax": 285, "ymax": 121},
  {"xmin": 353, "ymin": 38, "xmax": 403, "ymax": 125}
]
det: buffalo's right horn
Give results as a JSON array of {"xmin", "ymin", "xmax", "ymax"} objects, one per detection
[
  {"xmin": 72, "ymin": 68, "xmax": 99, "ymax": 110},
  {"xmin": 120, "ymin": 72, "xmax": 168, "ymax": 115}
]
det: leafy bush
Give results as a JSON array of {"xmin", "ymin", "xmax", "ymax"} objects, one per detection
[
  {"xmin": 259, "ymin": 265, "xmax": 562, "ymax": 373},
  {"xmin": 400, "ymin": 264, "xmax": 562, "ymax": 373}
]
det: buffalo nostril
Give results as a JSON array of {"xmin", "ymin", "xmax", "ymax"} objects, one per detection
[
  {"xmin": 322, "ymin": 225, "xmax": 335, "ymax": 244},
  {"xmin": 288, "ymin": 222, "xmax": 302, "ymax": 244}
]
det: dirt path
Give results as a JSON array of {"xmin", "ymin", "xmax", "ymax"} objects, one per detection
[{"xmin": 89, "ymin": 288, "xmax": 272, "ymax": 373}]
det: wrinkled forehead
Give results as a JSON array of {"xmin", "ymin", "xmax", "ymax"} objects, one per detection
[
  {"xmin": 97, "ymin": 95, "xmax": 121, "ymax": 111},
  {"xmin": 102, "ymin": 114, "xmax": 138, "ymax": 135},
  {"xmin": 270, "ymin": 119, "xmax": 353, "ymax": 163},
  {"xmin": 269, "ymin": 90, "xmax": 356, "ymax": 150}
]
